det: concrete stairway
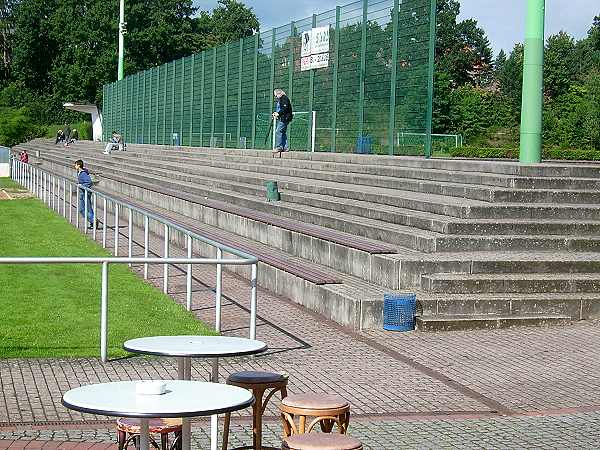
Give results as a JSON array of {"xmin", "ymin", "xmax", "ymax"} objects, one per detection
[{"xmin": 15, "ymin": 139, "xmax": 600, "ymax": 331}]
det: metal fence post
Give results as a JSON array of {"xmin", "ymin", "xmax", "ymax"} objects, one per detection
[
  {"xmin": 223, "ymin": 43, "xmax": 229, "ymax": 148},
  {"xmin": 199, "ymin": 53, "xmax": 205, "ymax": 146},
  {"xmin": 102, "ymin": 197, "xmax": 107, "ymax": 248},
  {"xmin": 211, "ymin": 48, "xmax": 217, "ymax": 146},
  {"xmin": 186, "ymin": 235, "xmax": 193, "ymax": 311},
  {"xmin": 128, "ymin": 208, "xmax": 133, "ymax": 267},
  {"xmin": 93, "ymin": 194, "xmax": 98, "ymax": 240},
  {"xmin": 84, "ymin": 188, "xmax": 89, "ymax": 233},
  {"xmin": 358, "ymin": 0, "xmax": 368, "ymax": 140},
  {"xmin": 250, "ymin": 263, "xmax": 258, "ymax": 340},
  {"xmin": 331, "ymin": 6, "xmax": 341, "ymax": 153},
  {"xmin": 114, "ymin": 203, "xmax": 120, "ymax": 255},
  {"xmin": 307, "ymin": 14, "xmax": 317, "ymax": 151},
  {"xmin": 76, "ymin": 185, "xmax": 80, "ymax": 229},
  {"xmin": 144, "ymin": 215, "xmax": 149, "ymax": 279},
  {"xmin": 69, "ymin": 182, "xmax": 73, "ymax": 223},
  {"xmin": 251, "ymin": 33, "xmax": 259, "ymax": 148},
  {"xmin": 163, "ymin": 224, "xmax": 169, "ymax": 293},
  {"xmin": 215, "ymin": 248, "xmax": 223, "ymax": 332},
  {"xmin": 237, "ymin": 37, "xmax": 243, "ymax": 147},
  {"xmin": 189, "ymin": 54, "xmax": 195, "ymax": 146},
  {"xmin": 62, "ymin": 179, "xmax": 66, "ymax": 217},
  {"xmin": 425, "ymin": 0, "xmax": 437, "ymax": 159},
  {"xmin": 101, "ymin": 261, "xmax": 109, "ymax": 363},
  {"xmin": 388, "ymin": 0, "xmax": 399, "ymax": 155}
]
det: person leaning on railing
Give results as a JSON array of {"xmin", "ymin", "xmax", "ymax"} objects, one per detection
[{"xmin": 74, "ymin": 159, "xmax": 99, "ymax": 230}]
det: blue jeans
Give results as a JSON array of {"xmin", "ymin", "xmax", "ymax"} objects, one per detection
[
  {"xmin": 79, "ymin": 191, "xmax": 95, "ymax": 224},
  {"xmin": 275, "ymin": 120, "xmax": 288, "ymax": 150}
]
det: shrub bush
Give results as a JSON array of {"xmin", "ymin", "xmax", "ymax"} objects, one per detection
[{"xmin": 450, "ymin": 146, "xmax": 600, "ymax": 161}]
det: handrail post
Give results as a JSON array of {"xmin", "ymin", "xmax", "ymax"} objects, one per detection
[
  {"xmin": 144, "ymin": 215, "xmax": 149, "ymax": 279},
  {"xmin": 186, "ymin": 235, "xmax": 193, "ymax": 311},
  {"xmin": 114, "ymin": 202, "xmax": 120, "ymax": 256},
  {"xmin": 215, "ymin": 248, "xmax": 222, "ymax": 333},
  {"xmin": 102, "ymin": 197, "xmax": 107, "ymax": 248},
  {"xmin": 75, "ymin": 185, "xmax": 80, "ymax": 229},
  {"xmin": 84, "ymin": 188, "xmax": 89, "ymax": 234},
  {"xmin": 128, "ymin": 208, "xmax": 133, "ymax": 267},
  {"xmin": 93, "ymin": 193, "xmax": 98, "ymax": 240},
  {"xmin": 101, "ymin": 261, "xmax": 109, "ymax": 363},
  {"xmin": 250, "ymin": 263, "xmax": 257, "ymax": 340},
  {"xmin": 52, "ymin": 176, "xmax": 56, "ymax": 211},
  {"xmin": 62, "ymin": 179, "xmax": 66, "ymax": 217},
  {"xmin": 69, "ymin": 182, "xmax": 73, "ymax": 223},
  {"xmin": 163, "ymin": 224, "xmax": 169, "ymax": 293}
]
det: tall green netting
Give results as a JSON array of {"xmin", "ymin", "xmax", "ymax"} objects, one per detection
[{"xmin": 103, "ymin": 0, "xmax": 435, "ymax": 156}]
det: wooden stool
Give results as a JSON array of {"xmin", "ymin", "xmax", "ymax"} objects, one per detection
[
  {"xmin": 279, "ymin": 393, "xmax": 350, "ymax": 437},
  {"xmin": 222, "ymin": 371, "xmax": 289, "ymax": 450},
  {"xmin": 117, "ymin": 417, "xmax": 182, "ymax": 450},
  {"xmin": 282, "ymin": 434, "xmax": 363, "ymax": 450}
]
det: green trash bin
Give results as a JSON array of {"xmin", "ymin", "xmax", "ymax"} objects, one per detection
[{"xmin": 266, "ymin": 181, "xmax": 280, "ymax": 202}]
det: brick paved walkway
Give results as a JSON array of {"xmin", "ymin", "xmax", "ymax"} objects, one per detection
[{"xmin": 2, "ymin": 202, "xmax": 600, "ymax": 448}]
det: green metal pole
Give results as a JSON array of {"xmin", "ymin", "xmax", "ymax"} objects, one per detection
[
  {"xmin": 141, "ymin": 71, "xmax": 146, "ymax": 143},
  {"xmin": 388, "ymin": 0, "xmax": 399, "ymax": 155},
  {"xmin": 223, "ymin": 44, "xmax": 229, "ymax": 148},
  {"xmin": 118, "ymin": 0, "xmax": 125, "ymax": 80},
  {"xmin": 189, "ymin": 54, "xmax": 195, "ymax": 146},
  {"xmin": 200, "ymin": 52, "xmax": 205, "ymax": 146},
  {"xmin": 425, "ymin": 0, "xmax": 437, "ymax": 159},
  {"xmin": 308, "ymin": 14, "xmax": 317, "ymax": 151},
  {"xmin": 358, "ymin": 0, "xmax": 367, "ymax": 141},
  {"xmin": 520, "ymin": 0, "xmax": 545, "ymax": 164},
  {"xmin": 237, "ymin": 38, "xmax": 244, "ymax": 147},
  {"xmin": 269, "ymin": 31, "xmax": 276, "ymax": 149},
  {"xmin": 155, "ymin": 67, "xmax": 159, "ymax": 143},
  {"xmin": 251, "ymin": 34, "xmax": 259, "ymax": 148},
  {"xmin": 180, "ymin": 58, "xmax": 185, "ymax": 145},
  {"xmin": 288, "ymin": 21, "xmax": 294, "ymax": 148},
  {"xmin": 163, "ymin": 64, "xmax": 168, "ymax": 144},
  {"xmin": 331, "ymin": 6, "xmax": 341, "ymax": 153},
  {"xmin": 171, "ymin": 61, "xmax": 176, "ymax": 144},
  {"xmin": 211, "ymin": 48, "xmax": 216, "ymax": 146}
]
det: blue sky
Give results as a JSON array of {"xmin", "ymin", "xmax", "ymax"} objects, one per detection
[{"xmin": 197, "ymin": 0, "xmax": 599, "ymax": 55}]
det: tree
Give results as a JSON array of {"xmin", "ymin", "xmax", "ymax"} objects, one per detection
[
  {"xmin": 544, "ymin": 31, "xmax": 578, "ymax": 99},
  {"xmin": 203, "ymin": 0, "xmax": 259, "ymax": 46},
  {"xmin": 496, "ymin": 43, "xmax": 523, "ymax": 114},
  {"xmin": 0, "ymin": 0, "xmax": 18, "ymax": 82},
  {"xmin": 435, "ymin": 0, "xmax": 493, "ymax": 87}
]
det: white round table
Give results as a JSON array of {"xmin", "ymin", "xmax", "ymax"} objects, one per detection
[
  {"xmin": 62, "ymin": 380, "xmax": 254, "ymax": 450},
  {"xmin": 123, "ymin": 336, "xmax": 268, "ymax": 450}
]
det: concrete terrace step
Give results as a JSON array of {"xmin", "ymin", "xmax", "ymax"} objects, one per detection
[
  {"xmin": 31, "ymin": 144, "xmax": 600, "ymax": 224},
  {"xmin": 92, "ymin": 148, "xmax": 600, "ymax": 204},
  {"xmin": 32, "ymin": 149, "xmax": 600, "ymax": 253},
  {"xmin": 99, "ymin": 187, "xmax": 394, "ymax": 329},
  {"xmin": 421, "ymin": 273, "xmax": 600, "ymax": 294},
  {"xmin": 415, "ymin": 314, "xmax": 574, "ymax": 331},
  {"xmin": 416, "ymin": 291, "xmax": 600, "ymax": 317},
  {"xmin": 56, "ymin": 138, "xmax": 600, "ymax": 179}
]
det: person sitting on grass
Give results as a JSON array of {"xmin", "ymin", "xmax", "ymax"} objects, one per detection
[{"xmin": 74, "ymin": 159, "xmax": 98, "ymax": 230}]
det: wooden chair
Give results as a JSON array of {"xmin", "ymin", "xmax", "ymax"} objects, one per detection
[
  {"xmin": 282, "ymin": 433, "xmax": 363, "ymax": 450},
  {"xmin": 116, "ymin": 417, "xmax": 182, "ymax": 450},
  {"xmin": 279, "ymin": 393, "xmax": 350, "ymax": 437},
  {"xmin": 222, "ymin": 371, "xmax": 289, "ymax": 450}
]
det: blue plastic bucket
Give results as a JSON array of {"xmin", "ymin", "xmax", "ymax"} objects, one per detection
[{"xmin": 383, "ymin": 293, "xmax": 416, "ymax": 331}]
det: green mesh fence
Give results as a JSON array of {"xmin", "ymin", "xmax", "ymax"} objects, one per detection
[{"xmin": 102, "ymin": 0, "xmax": 435, "ymax": 156}]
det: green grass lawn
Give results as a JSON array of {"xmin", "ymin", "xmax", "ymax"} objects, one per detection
[
  {"xmin": 0, "ymin": 198, "xmax": 214, "ymax": 358},
  {"xmin": 0, "ymin": 177, "xmax": 23, "ymax": 190}
]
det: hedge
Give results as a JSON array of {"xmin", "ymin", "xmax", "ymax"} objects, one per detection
[{"xmin": 450, "ymin": 146, "xmax": 600, "ymax": 161}]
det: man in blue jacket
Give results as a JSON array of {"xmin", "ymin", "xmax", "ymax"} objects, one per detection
[
  {"xmin": 272, "ymin": 89, "xmax": 293, "ymax": 153},
  {"xmin": 74, "ymin": 159, "xmax": 96, "ymax": 229}
]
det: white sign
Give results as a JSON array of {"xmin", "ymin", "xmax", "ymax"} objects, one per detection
[
  {"xmin": 301, "ymin": 56, "xmax": 311, "ymax": 71},
  {"xmin": 311, "ymin": 26, "xmax": 330, "ymax": 55},
  {"xmin": 310, "ymin": 52, "xmax": 329, "ymax": 70},
  {"xmin": 301, "ymin": 31, "xmax": 312, "ymax": 58},
  {"xmin": 300, "ymin": 26, "xmax": 331, "ymax": 71}
]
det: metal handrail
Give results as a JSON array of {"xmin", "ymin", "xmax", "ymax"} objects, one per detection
[{"xmin": 4, "ymin": 157, "xmax": 260, "ymax": 362}]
